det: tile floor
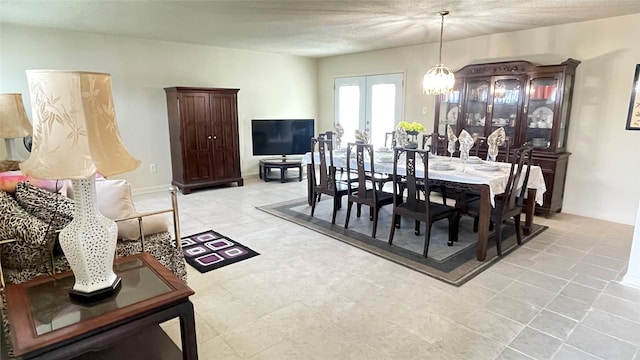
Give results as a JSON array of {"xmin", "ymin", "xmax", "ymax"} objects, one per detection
[{"xmin": 133, "ymin": 176, "xmax": 638, "ymax": 360}]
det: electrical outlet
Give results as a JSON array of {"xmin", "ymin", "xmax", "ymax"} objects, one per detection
[
  {"xmin": 150, "ymin": 163, "xmax": 157, "ymax": 173},
  {"xmin": 422, "ymin": 106, "xmax": 428, "ymax": 114}
]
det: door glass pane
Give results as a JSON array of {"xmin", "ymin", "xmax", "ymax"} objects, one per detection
[
  {"xmin": 337, "ymin": 85, "xmax": 360, "ymax": 145},
  {"xmin": 370, "ymin": 83, "xmax": 396, "ymax": 148},
  {"xmin": 526, "ymin": 77, "xmax": 556, "ymax": 150},
  {"xmin": 491, "ymin": 78, "xmax": 521, "ymax": 141}
]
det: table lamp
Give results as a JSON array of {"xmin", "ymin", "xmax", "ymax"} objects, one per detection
[
  {"xmin": 0, "ymin": 93, "xmax": 33, "ymax": 160},
  {"xmin": 20, "ymin": 70, "xmax": 141, "ymax": 301}
]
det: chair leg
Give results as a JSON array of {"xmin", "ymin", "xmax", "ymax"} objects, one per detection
[
  {"xmin": 357, "ymin": 204, "xmax": 361, "ymax": 218},
  {"xmin": 389, "ymin": 212, "xmax": 397, "ymax": 244},
  {"xmin": 369, "ymin": 206, "xmax": 373, "ymax": 221},
  {"xmin": 423, "ymin": 222, "xmax": 433, "ymax": 257},
  {"xmin": 395, "ymin": 214, "xmax": 401, "ymax": 228},
  {"xmin": 494, "ymin": 219, "xmax": 503, "ymax": 256},
  {"xmin": 345, "ymin": 201, "xmax": 353, "ymax": 229},
  {"xmin": 441, "ymin": 187, "xmax": 447, "ymax": 205},
  {"xmin": 514, "ymin": 214, "xmax": 522, "ymax": 245},
  {"xmin": 331, "ymin": 196, "xmax": 339, "ymax": 224},
  {"xmin": 473, "ymin": 216, "xmax": 479, "ymax": 233},
  {"xmin": 371, "ymin": 207, "xmax": 379, "ymax": 238},
  {"xmin": 447, "ymin": 213, "xmax": 460, "ymax": 246},
  {"xmin": 414, "ymin": 220, "xmax": 420, "ymax": 235},
  {"xmin": 310, "ymin": 191, "xmax": 318, "ymax": 216}
]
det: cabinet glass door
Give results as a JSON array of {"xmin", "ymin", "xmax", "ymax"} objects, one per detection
[
  {"xmin": 463, "ymin": 80, "xmax": 490, "ymax": 138},
  {"xmin": 557, "ymin": 75, "xmax": 572, "ymax": 150},
  {"xmin": 490, "ymin": 77, "xmax": 522, "ymax": 143},
  {"xmin": 437, "ymin": 79, "xmax": 463, "ymax": 135},
  {"xmin": 526, "ymin": 76, "xmax": 557, "ymax": 150}
]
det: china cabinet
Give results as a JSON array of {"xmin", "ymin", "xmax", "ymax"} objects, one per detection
[{"xmin": 433, "ymin": 58, "xmax": 580, "ymax": 216}]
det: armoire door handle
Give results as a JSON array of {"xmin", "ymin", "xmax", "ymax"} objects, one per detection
[{"xmin": 208, "ymin": 135, "xmax": 212, "ymax": 140}]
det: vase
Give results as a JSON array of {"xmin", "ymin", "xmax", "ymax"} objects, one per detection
[{"xmin": 406, "ymin": 133, "xmax": 418, "ymax": 149}]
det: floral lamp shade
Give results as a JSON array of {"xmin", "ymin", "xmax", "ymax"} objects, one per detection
[
  {"xmin": 0, "ymin": 93, "xmax": 32, "ymax": 139},
  {"xmin": 20, "ymin": 70, "xmax": 140, "ymax": 180}
]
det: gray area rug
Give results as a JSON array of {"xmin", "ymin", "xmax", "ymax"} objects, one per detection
[{"xmin": 258, "ymin": 196, "xmax": 547, "ymax": 285}]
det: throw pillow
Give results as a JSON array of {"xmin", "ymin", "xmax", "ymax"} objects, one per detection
[
  {"xmin": 0, "ymin": 171, "xmax": 62, "ymax": 194},
  {"xmin": 15, "ymin": 182, "xmax": 74, "ymax": 231},
  {"xmin": 95, "ymin": 179, "xmax": 168, "ymax": 240}
]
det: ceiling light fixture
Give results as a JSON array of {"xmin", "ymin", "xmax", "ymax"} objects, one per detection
[{"xmin": 423, "ymin": 10, "xmax": 455, "ymax": 95}]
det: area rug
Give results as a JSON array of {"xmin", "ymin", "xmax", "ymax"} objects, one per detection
[
  {"xmin": 180, "ymin": 230, "xmax": 259, "ymax": 273},
  {"xmin": 257, "ymin": 197, "xmax": 547, "ymax": 285}
]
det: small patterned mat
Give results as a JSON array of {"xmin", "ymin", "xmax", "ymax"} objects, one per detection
[{"xmin": 180, "ymin": 230, "xmax": 259, "ymax": 273}]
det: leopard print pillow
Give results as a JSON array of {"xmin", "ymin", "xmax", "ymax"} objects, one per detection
[
  {"xmin": 15, "ymin": 182, "xmax": 74, "ymax": 231},
  {"xmin": 0, "ymin": 191, "xmax": 55, "ymax": 270},
  {"xmin": 0, "ymin": 160, "xmax": 20, "ymax": 172}
]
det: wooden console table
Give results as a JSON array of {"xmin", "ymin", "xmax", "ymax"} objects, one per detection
[
  {"xmin": 2, "ymin": 253, "xmax": 197, "ymax": 360},
  {"xmin": 259, "ymin": 158, "xmax": 303, "ymax": 183}
]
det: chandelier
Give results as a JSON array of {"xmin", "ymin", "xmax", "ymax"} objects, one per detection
[{"xmin": 423, "ymin": 11, "xmax": 455, "ymax": 95}]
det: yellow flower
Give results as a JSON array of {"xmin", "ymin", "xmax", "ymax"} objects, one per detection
[{"xmin": 398, "ymin": 121, "xmax": 426, "ymax": 135}]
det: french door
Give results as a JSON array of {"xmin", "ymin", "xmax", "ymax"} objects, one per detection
[{"xmin": 334, "ymin": 73, "xmax": 404, "ymax": 148}]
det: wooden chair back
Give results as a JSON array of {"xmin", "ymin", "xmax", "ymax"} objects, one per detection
[
  {"xmin": 310, "ymin": 136, "xmax": 338, "ymax": 196},
  {"xmin": 392, "ymin": 147, "xmax": 429, "ymax": 212},
  {"xmin": 499, "ymin": 146, "xmax": 529, "ymax": 216},
  {"xmin": 425, "ymin": 133, "xmax": 448, "ymax": 155},
  {"xmin": 346, "ymin": 142, "xmax": 378, "ymax": 206},
  {"xmin": 472, "ymin": 136, "xmax": 511, "ymax": 162},
  {"xmin": 516, "ymin": 145, "xmax": 534, "ymax": 207}
]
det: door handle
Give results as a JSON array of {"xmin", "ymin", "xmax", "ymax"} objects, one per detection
[
  {"xmin": 213, "ymin": 135, "xmax": 217, "ymax": 140},
  {"xmin": 208, "ymin": 135, "xmax": 212, "ymax": 140}
]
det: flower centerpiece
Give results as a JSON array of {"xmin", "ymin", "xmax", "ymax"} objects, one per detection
[{"xmin": 397, "ymin": 121, "xmax": 426, "ymax": 149}]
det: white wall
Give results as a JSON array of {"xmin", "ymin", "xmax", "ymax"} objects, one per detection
[
  {"xmin": 0, "ymin": 23, "xmax": 318, "ymax": 192},
  {"xmin": 318, "ymin": 13, "xmax": 640, "ymax": 225}
]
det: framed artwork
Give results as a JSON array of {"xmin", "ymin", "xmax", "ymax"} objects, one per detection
[{"xmin": 626, "ymin": 64, "xmax": 640, "ymax": 130}]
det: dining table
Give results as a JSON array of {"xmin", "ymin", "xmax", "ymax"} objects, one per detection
[{"xmin": 302, "ymin": 149, "xmax": 547, "ymax": 261}]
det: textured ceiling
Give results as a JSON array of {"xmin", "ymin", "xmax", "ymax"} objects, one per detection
[{"xmin": 1, "ymin": 0, "xmax": 640, "ymax": 58}]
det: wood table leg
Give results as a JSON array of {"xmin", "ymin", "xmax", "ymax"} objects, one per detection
[
  {"xmin": 307, "ymin": 164, "xmax": 314, "ymax": 205},
  {"xmin": 523, "ymin": 188, "xmax": 536, "ymax": 236},
  {"xmin": 476, "ymin": 185, "xmax": 491, "ymax": 261},
  {"xmin": 178, "ymin": 301, "xmax": 198, "ymax": 360}
]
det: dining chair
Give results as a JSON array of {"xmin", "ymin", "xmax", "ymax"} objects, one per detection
[
  {"xmin": 422, "ymin": 133, "xmax": 448, "ymax": 155},
  {"xmin": 388, "ymin": 148, "xmax": 460, "ymax": 257},
  {"xmin": 472, "ymin": 136, "xmax": 511, "ymax": 162},
  {"xmin": 310, "ymin": 136, "xmax": 352, "ymax": 224},
  {"xmin": 344, "ymin": 142, "xmax": 400, "ymax": 238},
  {"xmin": 466, "ymin": 145, "xmax": 533, "ymax": 255}
]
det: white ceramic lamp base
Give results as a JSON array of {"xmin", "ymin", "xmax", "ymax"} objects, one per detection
[{"xmin": 59, "ymin": 176, "xmax": 121, "ymax": 301}]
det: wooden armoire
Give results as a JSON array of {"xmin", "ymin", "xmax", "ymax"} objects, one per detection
[{"xmin": 164, "ymin": 87, "xmax": 243, "ymax": 194}]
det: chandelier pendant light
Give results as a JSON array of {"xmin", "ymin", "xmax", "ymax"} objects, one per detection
[{"xmin": 423, "ymin": 10, "xmax": 455, "ymax": 95}]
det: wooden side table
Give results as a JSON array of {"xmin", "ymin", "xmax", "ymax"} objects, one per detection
[
  {"xmin": 2, "ymin": 253, "xmax": 197, "ymax": 360},
  {"xmin": 259, "ymin": 158, "xmax": 303, "ymax": 183}
]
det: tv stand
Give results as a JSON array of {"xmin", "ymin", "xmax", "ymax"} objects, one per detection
[{"xmin": 259, "ymin": 158, "xmax": 303, "ymax": 183}]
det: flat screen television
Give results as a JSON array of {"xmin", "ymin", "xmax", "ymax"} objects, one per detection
[{"xmin": 251, "ymin": 119, "xmax": 315, "ymax": 156}]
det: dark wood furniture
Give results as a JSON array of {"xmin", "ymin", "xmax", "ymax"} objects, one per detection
[
  {"xmin": 344, "ymin": 143, "xmax": 400, "ymax": 238},
  {"xmin": 472, "ymin": 136, "xmax": 511, "ymax": 163},
  {"xmin": 434, "ymin": 58, "xmax": 580, "ymax": 217},
  {"xmin": 310, "ymin": 137, "xmax": 351, "ymax": 224},
  {"xmin": 165, "ymin": 87, "xmax": 243, "ymax": 194},
  {"xmin": 3, "ymin": 253, "xmax": 197, "ymax": 360},
  {"xmin": 259, "ymin": 158, "xmax": 303, "ymax": 183},
  {"xmin": 468, "ymin": 146, "xmax": 533, "ymax": 255},
  {"xmin": 388, "ymin": 148, "xmax": 460, "ymax": 256}
]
